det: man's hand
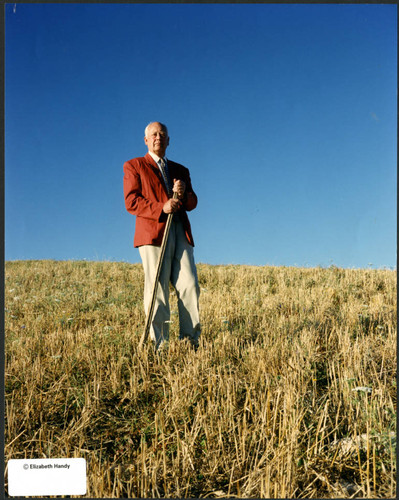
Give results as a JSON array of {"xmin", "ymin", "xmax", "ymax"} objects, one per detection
[
  {"xmin": 173, "ymin": 179, "xmax": 186, "ymax": 200},
  {"xmin": 163, "ymin": 198, "xmax": 182, "ymax": 214}
]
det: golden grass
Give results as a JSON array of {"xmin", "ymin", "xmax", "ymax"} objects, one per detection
[{"xmin": 4, "ymin": 260, "xmax": 396, "ymax": 498}]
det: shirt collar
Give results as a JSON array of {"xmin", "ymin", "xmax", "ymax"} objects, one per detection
[{"xmin": 148, "ymin": 151, "xmax": 167, "ymax": 164}]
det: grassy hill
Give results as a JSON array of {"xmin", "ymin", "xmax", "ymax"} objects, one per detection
[{"xmin": 4, "ymin": 260, "xmax": 396, "ymax": 497}]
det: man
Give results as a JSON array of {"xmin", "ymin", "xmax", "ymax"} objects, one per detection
[{"xmin": 123, "ymin": 122, "xmax": 201, "ymax": 351}]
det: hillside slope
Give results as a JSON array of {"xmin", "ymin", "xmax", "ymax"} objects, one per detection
[{"xmin": 5, "ymin": 260, "xmax": 396, "ymax": 497}]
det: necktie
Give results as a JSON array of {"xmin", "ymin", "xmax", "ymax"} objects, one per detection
[{"xmin": 158, "ymin": 158, "xmax": 173, "ymax": 197}]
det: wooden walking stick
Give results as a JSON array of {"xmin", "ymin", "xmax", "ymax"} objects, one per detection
[{"xmin": 139, "ymin": 191, "xmax": 178, "ymax": 348}]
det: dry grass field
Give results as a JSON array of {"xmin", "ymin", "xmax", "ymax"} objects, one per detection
[{"xmin": 4, "ymin": 260, "xmax": 396, "ymax": 498}]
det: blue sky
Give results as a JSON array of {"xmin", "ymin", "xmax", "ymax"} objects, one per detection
[{"xmin": 5, "ymin": 3, "xmax": 397, "ymax": 268}]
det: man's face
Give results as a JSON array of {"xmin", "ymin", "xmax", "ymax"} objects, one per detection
[{"xmin": 144, "ymin": 123, "xmax": 169, "ymax": 158}]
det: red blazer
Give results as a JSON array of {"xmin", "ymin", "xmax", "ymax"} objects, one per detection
[{"xmin": 123, "ymin": 153, "xmax": 197, "ymax": 247}]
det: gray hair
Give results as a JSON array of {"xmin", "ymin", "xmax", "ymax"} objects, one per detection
[{"xmin": 144, "ymin": 122, "xmax": 168, "ymax": 138}]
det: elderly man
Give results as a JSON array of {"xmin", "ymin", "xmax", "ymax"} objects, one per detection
[{"xmin": 123, "ymin": 122, "xmax": 201, "ymax": 351}]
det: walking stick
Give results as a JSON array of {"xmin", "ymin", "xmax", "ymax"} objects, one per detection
[{"xmin": 139, "ymin": 191, "xmax": 178, "ymax": 348}]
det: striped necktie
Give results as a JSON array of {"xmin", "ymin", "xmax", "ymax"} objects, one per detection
[{"xmin": 158, "ymin": 158, "xmax": 173, "ymax": 197}]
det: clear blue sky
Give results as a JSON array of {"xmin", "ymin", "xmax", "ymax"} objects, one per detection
[{"xmin": 5, "ymin": 3, "xmax": 397, "ymax": 268}]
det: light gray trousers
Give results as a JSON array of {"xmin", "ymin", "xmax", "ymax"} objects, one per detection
[{"xmin": 139, "ymin": 218, "xmax": 201, "ymax": 349}]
